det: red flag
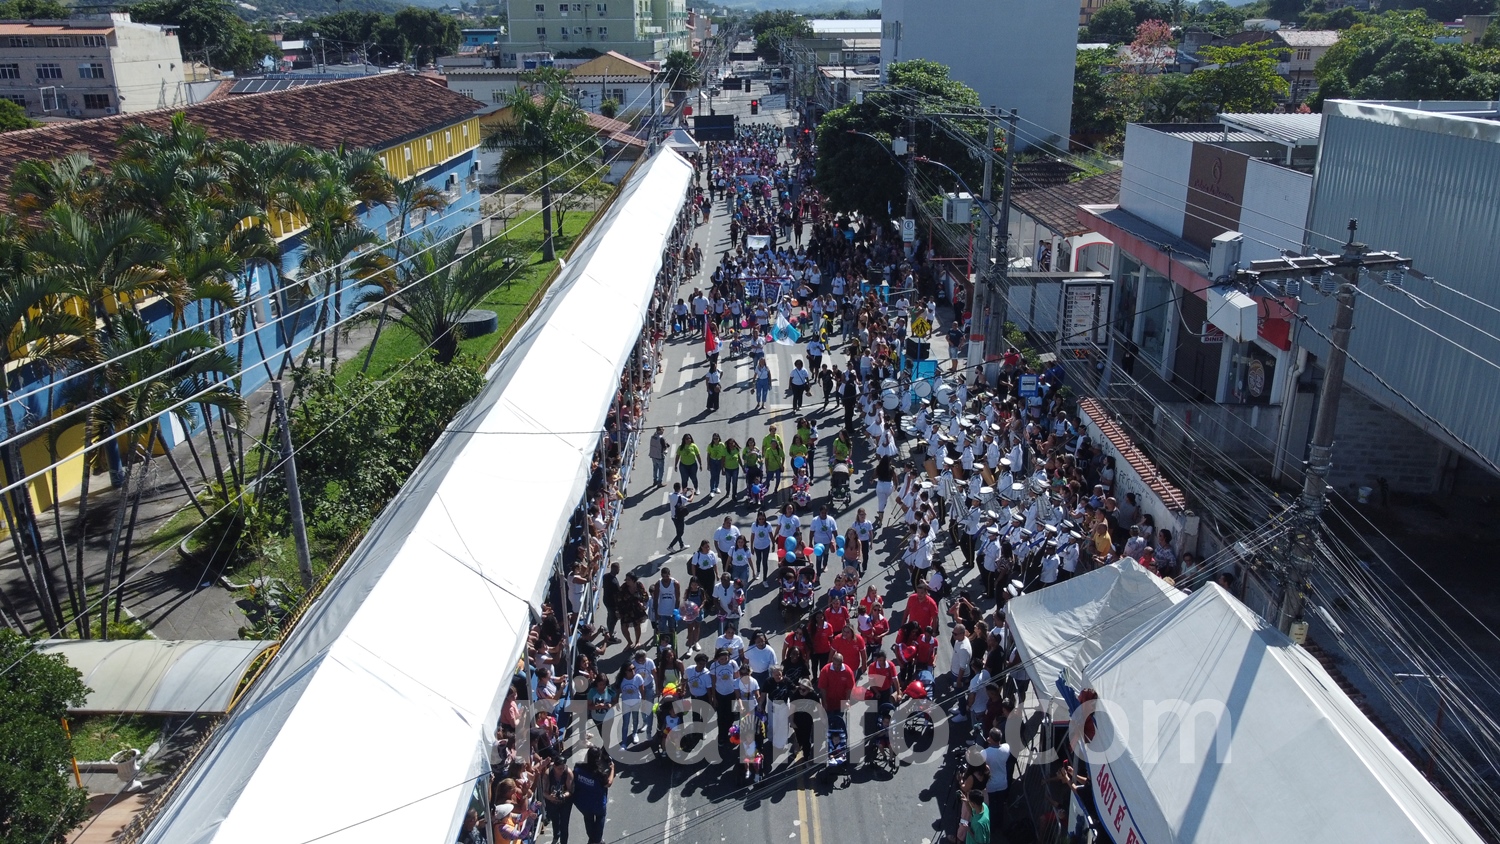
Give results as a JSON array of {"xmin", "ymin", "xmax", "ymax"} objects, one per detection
[{"xmin": 705, "ymin": 320, "xmax": 719, "ymax": 354}]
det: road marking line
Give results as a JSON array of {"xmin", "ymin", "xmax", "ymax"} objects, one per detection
[
  {"xmin": 657, "ymin": 519, "xmax": 665, "ymax": 538},
  {"xmin": 679, "ymin": 354, "xmax": 696, "ymax": 388},
  {"xmin": 809, "ymin": 770, "xmax": 824, "ymax": 844},
  {"xmin": 796, "ymin": 778, "xmax": 810, "ymax": 844}
]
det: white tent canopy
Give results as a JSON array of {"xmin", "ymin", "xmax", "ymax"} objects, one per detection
[
  {"xmin": 1005, "ymin": 559, "xmax": 1183, "ymax": 699},
  {"xmin": 141, "ymin": 150, "xmax": 693, "ymax": 844},
  {"xmin": 665, "ymin": 128, "xmax": 701, "ymax": 153},
  {"xmin": 1080, "ymin": 584, "xmax": 1482, "ymax": 844}
]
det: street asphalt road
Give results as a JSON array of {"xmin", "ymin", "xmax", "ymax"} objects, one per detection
[{"xmin": 588, "ymin": 87, "xmax": 1020, "ymax": 844}]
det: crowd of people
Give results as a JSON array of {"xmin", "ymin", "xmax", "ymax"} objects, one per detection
[{"xmin": 480, "ymin": 119, "xmax": 1211, "ymax": 844}]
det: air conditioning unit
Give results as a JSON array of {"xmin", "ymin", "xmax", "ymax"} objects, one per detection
[
  {"xmin": 104, "ymin": 106, "xmax": 116, "ymax": 114},
  {"xmin": 66, "ymin": 108, "xmax": 80, "ymax": 117}
]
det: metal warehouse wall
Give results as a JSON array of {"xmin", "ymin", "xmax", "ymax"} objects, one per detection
[{"xmin": 1300, "ymin": 101, "xmax": 1500, "ymax": 476}]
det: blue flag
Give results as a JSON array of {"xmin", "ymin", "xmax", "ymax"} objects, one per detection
[{"xmin": 772, "ymin": 314, "xmax": 801, "ymax": 346}]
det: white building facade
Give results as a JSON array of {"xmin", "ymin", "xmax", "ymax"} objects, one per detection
[
  {"xmin": 879, "ymin": 0, "xmax": 1076, "ymax": 147},
  {"xmin": 0, "ymin": 13, "xmax": 185, "ymax": 119}
]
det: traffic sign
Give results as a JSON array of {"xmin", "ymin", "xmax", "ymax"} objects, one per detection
[
  {"xmin": 1018, "ymin": 374, "xmax": 1039, "ymax": 397},
  {"xmin": 910, "ymin": 314, "xmax": 931, "ymax": 337},
  {"xmin": 901, "ymin": 218, "xmax": 916, "ymax": 243}
]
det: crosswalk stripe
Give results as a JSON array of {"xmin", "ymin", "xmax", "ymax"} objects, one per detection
[{"xmin": 678, "ymin": 353, "xmax": 696, "ymax": 388}]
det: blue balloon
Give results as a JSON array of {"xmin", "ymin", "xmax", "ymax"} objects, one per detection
[
  {"xmin": 785, "ymin": 537, "xmax": 797, "ymax": 552},
  {"xmin": 814, "ymin": 543, "xmax": 826, "ymax": 557},
  {"xmin": 835, "ymin": 546, "xmax": 845, "ymax": 556},
  {"xmin": 835, "ymin": 535, "xmax": 846, "ymax": 548},
  {"xmin": 793, "ymin": 456, "xmax": 806, "ymax": 469}
]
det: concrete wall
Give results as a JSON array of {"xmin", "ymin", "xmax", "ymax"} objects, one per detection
[
  {"xmin": 1239, "ymin": 158, "xmax": 1311, "ymax": 262},
  {"xmin": 1120, "ymin": 124, "xmax": 1191, "ymax": 235},
  {"xmin": 110, "ymin": 21, "xmax": 186, "ymax": 113},
  {"xmin": 1324, "ymin": 384, "xmax": 1447, "ymax": 495},
  {"xmin": 880, "ymin": 0, "xmax": 1075, "ymax": 147}
]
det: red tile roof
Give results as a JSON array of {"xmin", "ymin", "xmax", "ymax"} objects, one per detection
[
  {"xmin": 0, "ymin": 73, "xmax": 482, "ymax": 209},
  {"xmin": 1013, "ymin": 170, "xmax": 1121, "ymax": 238},
  {"xmin": 1078, "ymin": 397, "xmax": 1190, "ymax": 512}
]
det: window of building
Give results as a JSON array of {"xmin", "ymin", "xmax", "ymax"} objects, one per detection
[
  {"xmin": 8, "ymin": 36, "xmax": 34, "ymax": 47},
  {"xmin": 596, "ymin": 2, "xmax": 606, "ymax": 12},
  {"xmin": 445, "ymin": 130, "xmax": 451, "ymax": 144},
  {"xmin": 611, "ymin": 87, "xmax": 624, "ymax": 102},
  {"xmin": 536, "ymin": 26, "xmax": 547, "ymax": 36},
  {"xmin": 79, "ymin": 63, "xmax": 105, "ymax": 79},
  {"xmin": 45, "ymin": 36, "xmax": 71, "ymax": 47},
  {"xmin": 572, "ymin": 3, "xmax": 583, "ymax": 10},
  {"xmin": 39, "ymin": 86, "xmax": 59, "ymax": 111},
  {"xmin": 598, "ymin": 26, "xmax": 608, "ymax": 39},
  {"xmin": 385, "ymin": 219, "xmax": 401, "ymax": 240},
  {"xmin": 2, "ymin": 94, "xmax": 24, "ymax": 107},
  {"xmin": 36, "ymin": 63, "xmax": 62, "ymax": 80},
  {"xmin": 560, "ymin": 28, "xmax": 570, "ymax": 39},
  {"xmin": 83, "ymin": 92, "xmax": 109, "ymax": 109},
  {"xmin": 425, "ymin": 137, "xmax": 433, "ymax": 151},
  {"xmin": 1295, "ymin": 48, "xmax": 1311, "ymax": 61},
  {"xmin": 492, "ymin": 90, "xmax": 506, "ymax": 103},
  {"xmin": 534, "ymin": 3, "xmax": 544, "ymax": 12},
  {"xmin": 0, "ymin": 64, "xmax": 17, "ymax": 79},
  {"xmin": 457, "ymin": 87, "xmax": 474, "ymax": 97},
  {"xmin": 81, "ymin": 35, "xmax": 107, "ymax": 47}
]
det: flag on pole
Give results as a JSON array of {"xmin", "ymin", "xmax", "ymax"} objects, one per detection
[
  {"xmin": 705, "ymin": 320, "xmax": 719, "ymax": 355},
  {"xmin": 772, "ymin": 313, "xmax": 801, "ymax": 346}
]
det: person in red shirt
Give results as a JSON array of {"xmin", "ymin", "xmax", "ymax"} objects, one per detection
[
  {"xmin": 914, "ymin": 626, "xmax": 939, "ymax": 672},
  {"xmin": 859, "ymin": 585, "xmax": 884, "ymax": 617},
  {"xmin": 808, "ymin": 609, "xmax": 835, "ymax": 673},
  {"xmin": 783, "ymin": 628, "xmax": 808, "ymax": 661},
  {"xmin": 824, "ymin": 594, "xmax": 851, "ymax": 634},
  {"xmin": 904, "ymin": 583, "xmax": 939, "ymax": 631},
  {"xmin": 829, "ymin": 626, "xmax": 866, "ymax": 675},
  {"xmin": 865, "ymin": 649, "xmax": 899, "ymax": 702},
  {"xmin": 817, "ymin": 652, "xmax": 857, "ymax": 715}
]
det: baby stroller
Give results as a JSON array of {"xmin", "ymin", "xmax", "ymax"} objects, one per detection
[
  {"xmin": 828, "ymin": 462, "xmax": 852, "ymax": 508},
  {"xmin": 822, "ymin": 715, "xmax": 852, "ymax": 787}
]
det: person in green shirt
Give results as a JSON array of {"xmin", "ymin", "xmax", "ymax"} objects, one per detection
[
  {"xmin": 723, "ymin": 439, "xmax": 743, "ymax": 500},
  {"xmin": 676, "ymin": 433, "xmax": 701, "ymax": 492},
  {"xmin": 762, "ymin": 424, "xmax": 784, "ymax": 460},
  {"xmin": 832, "ymin": 429, "xmax": 852, "ymax": 466},
  {"xmin": 764, "ymin": 437, "xmax": 786, "ymax": 491},
  {"xmin": 788, "ymin": 435, "xmax": 809, "ymax": 477},
  {"xmin": 707, "ymin": 433, "xmax": 728, "ymax": 496},
  {"xmin": 955, "ymin": 789, "xmax": 989, "ymax": 844},
  {"xmin": 742, "ymin": 439, "xmax": 763, "ymax": 493}
]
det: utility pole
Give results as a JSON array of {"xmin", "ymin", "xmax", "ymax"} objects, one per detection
[
  {"xmin": 969, "ymin": 108, "xmax": 997, "ymax": 372},
  {"xmin": 271, "ymin": 380, "xmax": 315, "ymax": 590},
  {"xmin": 1231, "ymin": 219, "xmax": 1416, "ymax": 634},
  {"xmin": 984, "ymin": 108, "xmax": 1018, "ymax": 377},
  {"xmin": 904, "ymin": 114, "xmax": 917, "ymax": 221}
]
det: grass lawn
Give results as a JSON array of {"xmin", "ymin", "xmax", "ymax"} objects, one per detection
[
  {"xmin": 69, "ymin": 714, "xmax": 163, "ymax": 762},
  {"xmin": 342, "ymin": 207, "xmax": 597, "ymax": 382}
]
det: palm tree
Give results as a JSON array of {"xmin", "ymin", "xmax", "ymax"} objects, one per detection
[
  {"xmin": 484, "ymin": 78, "xmax": 601, "ymax": 262},
  {"xmin": 354, "ymin": 233, "xmax": 522, "ymax": 364},
  {"xmin": 662, "ymin": 49, "xmax": 702, "ymax": 91},
  {"xmin": 361, "ymin": 180, "xmax": 448, "ymax": 373},
  {"xmin": 9, "ymin": 152, "xmax": 103, "ymax": 218},
  {"xmin": 28, "ymin": 206, "xmax": 169, "ymax": 636},
  {"xmin": 0, "ymin": 263, "xmax": 93, "ymax": 634},
  {"xmin": 92, "ymin": 312, "xmax": 244, "ymax": 633}
]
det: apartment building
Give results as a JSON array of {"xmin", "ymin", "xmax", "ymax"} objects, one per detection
[
  {"xmin": 0, "ymin": 13, "xmax": 185, "ymax": 119},
  {"xmin": 503, "ymin": 0, "xmax": 687, "ymax": 66}
]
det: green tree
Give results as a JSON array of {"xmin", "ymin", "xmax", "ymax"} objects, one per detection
[
  {"xmin": 750, "ymin": 10, "xmax": 812, "ymax": 61},
  {"xmin": 1315, "ymin": 13, "xmax": 1499, "ymax": 104},
  {"xmin": 128, "ymin": 0, "xmax": 278, "ymax": 73},
  {"xmin": 1186, "ymin": 0, "xmax": 1260, "ymax": 36},
  {"xmin": 0, "ymin": 0, "xmax": 69, "ymax": 17},
  {"xmin": 483, "ymin": 73, "xmax": 600, "ymax": 262},
  {"xmin": 814, "ymin": 60, "xmax": 984, "ymax": 222},
  {"xmin": 662, "ymin": 49, "xmax": 701, "ymax": 91},
  {"xmin": 0, "ymin": 628, "xmax": 90, "ymax": 843},
  {"xmin": 355, "ymin": 233, "xmax": 521, "ymax": 364},
  {"xmin": 0, "ymin": 99, "xmax": 35, "ymax": 133},
  {"xmin": 1190, "ymin": 41, "xmax": 1288, "ymax": 113},
  {"xmin": 1302, "ymin": 6, "xmax": 1364, "ymax": 30},
  {"xmin": 1073, "ymin": 48, "xmax": 1123, "ymax": 142},
  {"xmin": 1088, "ymin": 1, "xmax": 1139, "ymax": 44},
  {"xmin": 360, "ymin": 178, "xmax": 447, "ymax": 372},
  {"xmin": 394, "ymin": 6, "xmax": 460, "ymax": 65}
]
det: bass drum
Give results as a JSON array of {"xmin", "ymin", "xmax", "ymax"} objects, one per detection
[
  {"xmin": 881, "ymin": 389, "xmax": 901, "ymax": 410},
  {"xmin": 913, "ymin": 379, "xmax": 934, "ymax": 398}
]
